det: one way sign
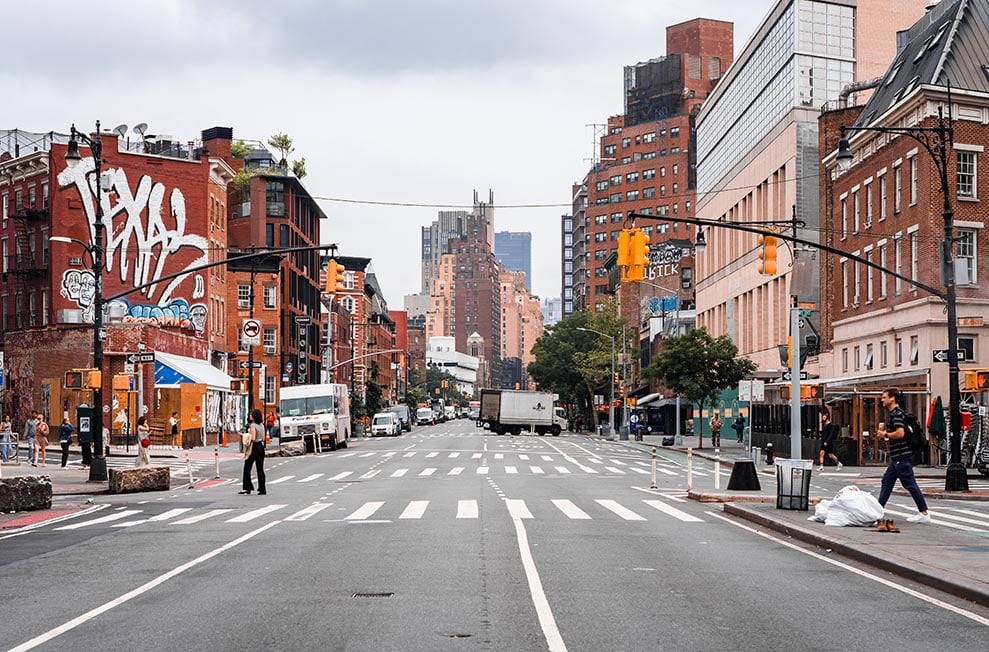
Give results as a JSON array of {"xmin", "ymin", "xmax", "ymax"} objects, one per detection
[
  {"xmin": 781, "ymin": 370, "xmax": 809, "ymax": 381},
  {"xmin": 126, "ymin": 352, "xmax": 155, "ymax": 364},
  {"xmin": 932, "ymin": 349, "xmax": 964, "ymax": 363}
]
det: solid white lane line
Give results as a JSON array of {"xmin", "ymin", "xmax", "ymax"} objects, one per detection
[
  {"xmin": 268, "ymin": 476, "xmax": 295, "ymax": 484},
  {"xmin": 346, "ymin": 502, "xmax": 384, "ymax": 520},
  {"xmin": 595, "ymin": 500, "xmax": 646, "ymax": 521},
  {"xmin": 457, "ymin": 500, "xmax": 479, "ymax": 519},
  {"xmin": 554, "ymin": 467, "xmax": 571, "ymax": 474},
  {"xmin": 359, "ymin": 470, "xmax": 380, "ymax": 479},
  {"xmin": 510, "ymin": 516, "xmax": 567, "ymax": 652},
  {"xmin": 399, "ymin": 501, "xmax": 429, "ymax": 519},
  {"xmin": 477, "ymin": 466, "xmax": 489, "ymax": 474},
  {"xmin": 506, "ymin": 466, "xmax": 518, "ymax": 474},
  {"xmin": 642, "ymin": 499, "xmax": 704, "ymax": 523},
  {"xmin": 506, "ymin": 499, "xmax": 534, "ymax": 519},
  {"xmin": 552, "ymin": 499, "xmax": 591, "ymax": 520},
  {"xmin": 226, "ymin": 505, "xmax": 287, "ymax": 523},
  {"xmin": 419, "ymin": 468, "xmax": 436, "ymax": 476},
  {"xmin": 707, "ymin": 511, "xmax": 989, "ymax": 627},
  {"xmin": 530, "ymin": 466, "xmax": 545, "ymax": 474},
  {"xmin": 56, "ymin": 510, "xmax": 142, "ymax": 530},
  {"xmin": 9, "ymin": 520, "xmax": 283, "ymax": 652},
  {"xmin": 285, "ymin": 503, "xmax": 332, "ymax": 521},
  {"xmin": 328, "ymin": 472, "xmax": 352, "ymax": 481},
  {"xmin": 173, "ymin": 509, "xmax": 233, "ymax": 525},
  {"xmin": 391, "ymin": 469, "xmax": 408, "ymax": 477},
  {"xmin": 449, "ymin": 467, "xmax": 464, "ymax": 475},
  {"xmin": 299, "ymin": 473, "xmax": 324, "ymax": 482},
  {"xmin": 605, "ymin": 467, "xmax": 624, "ymax": 474}
]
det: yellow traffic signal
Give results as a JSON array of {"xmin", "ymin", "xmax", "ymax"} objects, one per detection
[
  {"xmin": 757, "ymin": 231, "xmax": 778, "ymax": 275},
  {"xmin": 617, "ymin": 229, "xmax": 632, "ymax": 282},
  {"xmin": 85, "ymin": 369, "xmax": 102, "ymax": 389},
  {"xmin": 799, "ymin": 384, "xmax": 822, "ymax": 400},
  {"xmin": 325, "ymin": 259, "xmax": 346, "ymax": 297},
  {"xmin": 628, "ymin": 229, "xmax": 650, "ymax": 282},
  {"xmin": 963, "ymin": 370, "xmax": 989, "ymax": 391},
  {"xmin": 786, "ymin": 336, "xmax": 792, "ymax": 367},
  {"xmin": 613, "ymin": 371, "xmax": 619, "ymax": 385},
  {"xmin": 65, "ymin": 368, "xmax": 101, "ymax": 390}
]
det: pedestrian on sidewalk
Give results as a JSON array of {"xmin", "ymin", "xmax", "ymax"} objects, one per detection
[
  {"xmin": 169, "ymin": 412, "xmax": 179, "ymax": 447},
  {"xmin": 878, "ymin": 388, "xmax": 930, "ymax": 523},
  {"xmin": 239, "ymin": 409, "xmax": 266, "ymax": 495},
  {"xmin": 817, "ymin": 410, "xmax": 843, "ymax": 472},
  {"xmin": 24, "ymin": 411, "xmax": 39, "ymax": 466},
  {"xmin": 732, "ymin": 415, "xmax": 745, "ymax": 443},
  {"xmin": 36, "ymin": 418, "xmax": 50, "ymax": 467},
  {"xmin": 710, "ymin": 412, "xmax": 723, "ymax": 448},
  {"xmin": 1, "ymin": 415, "xmax": 11, "ymax": 463},
  {"xmin": 135, "ymin": 416, "xmax": 151, "ymax": 467},
  {"xmin": 58, "ymin": 418, "xmax": 75, "ymax": 468}
]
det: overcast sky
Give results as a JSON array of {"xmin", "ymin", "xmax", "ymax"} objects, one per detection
[{"xmin": 3, "ymin": 0, "xmax": 767, "ymax": 304}]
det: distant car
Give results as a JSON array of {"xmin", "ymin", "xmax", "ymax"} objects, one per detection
[
  {"xmin": 370, "ymin": 412, "xmax": 401, "ymax": 436},
  {"xmin": 416, "ymin": 408, "xmax": 435, "ymax": 426}
]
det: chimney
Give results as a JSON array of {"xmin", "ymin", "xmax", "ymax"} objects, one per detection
[{"xmin": 201, "ymin": 126, "xmax": 233, "ymax": 159}]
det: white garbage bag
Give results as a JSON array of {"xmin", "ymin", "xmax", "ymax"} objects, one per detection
[
  {"xmin": 807, "ymin": 499, "xmax": 831, "ymax": 522},
  {"xmin": 824, "ymin": 485, "xmax": 884, "ymax": 527}
]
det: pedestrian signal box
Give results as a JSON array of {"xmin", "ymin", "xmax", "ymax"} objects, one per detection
[
  {"xmin": 65, "ymin": 368, "xmax": 101, "ymax": 390},
  {"xmin": 780, "ymin": 384, "xmax": 823, "ymax": 401},
  {"xmin": 963, "ymin": 369, "xmax": 989, "ymax": 391}
]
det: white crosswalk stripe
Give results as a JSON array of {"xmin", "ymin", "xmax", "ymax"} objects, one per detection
[
  {"xmin": 112, "ymin": 508, "xmax": 192, "ymax": 528},
  {"xmin": 554, "ymin": 466, "xmax": 571, "ymax": 474},
  {"xmin": 268, "ymin": 476, "xmax": 296, "ymax": 484},
  {"xmin": 173, "ymin": 509, "xmax": 232, "ymax": 525},
  {"xmin": 530, "ymin": 466, "xmax": 544, "ymax": 474},
  {"xmin": 448, "ymin": 467, "xmax": 464, "ymax": 475},
  {"xmin": 457, "ymin": 500, "xmax": 478, "ymax": 519},
  {"xmin": 642, "ymin": 499, "xmax": 704, "ymax": 522},
  {"xmin": 57, "ymin": 510, "xmax": 143, "ymax": 530},
  {"xmin": 495, "ymin": 453, "xmax": 505, "ymax": 460},
  {"xmin": 506, "ymin": 466, "xmax": 518, "ymax": 474},
  {"xmin": 359, "ymin": 452, "xmax": 376, "ymax": 458},
  {"xmin": 328, "ymin": 472, "xmax": 352, "ymax": 481},
  {"xmin": 286, "ymin": 503, "xmax": 332, "ymax": 521},
  {"xmin": 629, "ymin": 468, "xmax": 650, "ymax": 475},
  {"xmin": 403, "ymin": 452, "xmax": 416, "ymax": 457},
  {"xmin": 605, "ymin": 467, "xmax": 624, "ymax": 474},
  {"xmin": 552, "ymin": 499, "xmax": 591, "ymax": 519},
  {"xmin": 448, "ymin": 452, "xmax": 460, "ymax": 458},
  {"xmin": 391, "ymin": 469, "xmax": 408, "ymax": 477},
  {"xmin": 399, "ymin": 500, "xmax": 429, "ymax": 519},
  {"xmin": 506, "ymin": 499, "xmax": 533, "ymax": 519},
  {"xmin": 472, "ymin": 453, "xmax": 483, "ymax": 459},
  {"xmin": 426, "ymin": 452, "xmax": 439, "ymax": 458},
  {"xmin": 359, "ymin": 470, "xmax": 380, "ymax": 479},
  {"xmin": 299, "ymin": 473, "xmax": 324, "ymax": 482},
  {"xmin": 419, "ymin": 468, "xmax": 436, "ymax": 476},
  {"xmin": 541, "ymin": 455, "xmax": 554, "ymax": 461},
  {"xmin": 595, "ymin": 499, "xmax": 646, "ymax": 521},
  {"xmin": 226, "ymin": 505, "xmax": 287, "ymax": 523},
  {"xmin": 346, "ymin": 502, "xmax": 384, "ymax": 520},
  {"xmin": 477, "ymin": 466, "xmax": 489, "ymax": 474}
]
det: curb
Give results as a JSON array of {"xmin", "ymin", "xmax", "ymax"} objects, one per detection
[
  {"xmin": 687, "ymin": 491, "xmax": 774, "ymax": 504},
  {"xmin": 723, "ymin": 502, "xmax": 989, "ymax": 608}
]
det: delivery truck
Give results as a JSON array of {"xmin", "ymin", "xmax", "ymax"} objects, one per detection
[{"xmin": 478, "ymin": 389, "xmax": 566, "ymax": 436}]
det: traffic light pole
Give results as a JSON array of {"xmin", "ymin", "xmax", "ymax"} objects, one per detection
[{"xmin": 789, "ymin": 298, "xmax": 801, "ymax": 460}]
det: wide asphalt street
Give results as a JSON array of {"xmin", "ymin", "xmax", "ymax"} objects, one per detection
[{"xmin": 1, "ymin": 418, "xmax": 986, "ymax": 651}]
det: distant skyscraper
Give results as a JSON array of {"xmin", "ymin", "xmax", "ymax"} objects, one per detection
[{"xmin": 495, "ymin": 231, "xmax": 532, "ymax": 293}]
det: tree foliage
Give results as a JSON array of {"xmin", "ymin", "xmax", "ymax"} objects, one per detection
[
  {"xmin": 641, "ymin": 327, "xmax": 756, "ymax": 447},
  {"xmin": 405, "ymin": 367, "xmax": 426, "ymax": 410},
  {"xmin": 230, "ymin": 139, "xmax": 251, "ymax": 159},
  {"xmin": 364, "ymin": 381, "xmax": 385, "ymax": 416},
  {"xmin": 267, "ymin": 132, "xmax": 295, "ymax": 163},
  {"xmin": 425, "ymin": 366, "xmax": 464, "ymax": 404},
  {"xmin": 292, "ymin": 156, "xmax": 307, "ymax": 179}
]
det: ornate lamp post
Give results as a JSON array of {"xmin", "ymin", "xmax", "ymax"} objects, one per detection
[{"xmin": 64, "ymin": 121, "xmax": 108, "ymax": 482}]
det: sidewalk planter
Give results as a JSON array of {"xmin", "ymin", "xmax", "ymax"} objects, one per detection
[{"xmin": 775, "ymin": 458, "xmax": 813, "ymax": 510}]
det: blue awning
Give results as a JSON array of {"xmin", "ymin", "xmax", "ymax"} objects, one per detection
[{"xmin": 154, "ymin": 351, "xmax": 233, "ymax": 392}]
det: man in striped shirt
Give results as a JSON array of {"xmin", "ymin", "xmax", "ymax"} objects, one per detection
[{"xmin": 877, "ymin": 388, "xmax": 930, "ymax": 524}]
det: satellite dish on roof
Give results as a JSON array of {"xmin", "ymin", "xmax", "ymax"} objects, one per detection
[
  {"xmin": 133, "ymin": 123, "xmax": 148, "ymax": 137},
  {"xmin": 112, "ymin": 124, "xmax": 128, "ymax": 137}
]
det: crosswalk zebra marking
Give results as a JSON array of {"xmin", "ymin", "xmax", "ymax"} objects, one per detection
[
  {"xmin": 541, "ymin": 455, "xmax": 554, "ymax": 461},
  {"xmin": 472, "ymin": 453, "xmax": 483, "ymax": 459},
  {"xmin": 642, "ymin": 499, "xmax": 704, "ymax": 522},
  {"xmin": 530, "ymin": 466, "xmax": 544, "ymax": 474},
  {"xmin": 595, "ymin": 499, "xmax": 646, "ymax": 521},
  {"xmin": 299, "ymin": 473, "xmax": 324, "ymax": 482},
  {"xmin": 519, "ymin": 454, "xmax": 530, "ymax": 460},
  {"xmin": 286, "ymin": 503, "xmax": 333, "ymax": 521},
  {"xmin": 554, "ymin": 467, "xmax": 571, "ymax": 474},
  {"xmin": 477, "ymin": 466, "xmax": 489, "ymax": 474},
  {"xmin": 605, "ymin": 467, "xmax": 625, "ymax": 474},
  {"xmin": 399, "ymin": 500, "xmax": 429, "ymax": 519},
  {"xmin": 56, "ymin": 510, "xmax": 143, "ymax": 530},
  {"xmin": 495, "ymin": 453, "xmax": 505, "ymax": 460},
  {"xmin": 329, "ymin": 472, "xmax": 353, "ymax": 481},
  {"xmin": 657, "ymin": 468, "xmax": 678, "ymax": 476},
  {"xmin": 359, "ymin": 470, "xmax": 380, "ymax": 479},
  {"xmin": 552, "ymin": 499, "xmax": 591, "ymax": 520},
  {"xmin": 226, "ymin": 505, "xmax": 287, "ymax": 523},
  {"xmin": 268, "ymin": 476, "xmax": 296, "ymax": 484},
  {"xmin": 426, "ymin": 452, "xmax": 439, "ymax": 458},
  {"xmin": 403, "ymin": 452, "xmax": 416, "ymax": 458},
  {"xmin": 391, "ymin": 469, "xmax": 408, "ymax": 478},
  {"xmin": 419, "ymin": 468, "xmax": 436, "ymax": 476},
  {"xmin": 173, "ymin": 509, "xmax": 232, "ymax": 525},
  {"xmin": 449, "ymin": 467, "xmax": 464, "ymax": 476},
  {"xmin": 506, "ymin": 499, "xmax": 533, "ymax": 519},
  {"xmin": 113, "ymin": 508, "xmax": 193, "ymax": 528},
  {"xmin": 893, "ymin": 503, "xmax": 989, "ymax": 528},
  {"xmin": 448, "ymin": 452, "xmax": 460, "ymax": 458},
  {"xmin": 506, "ymin": 466, "xmax": 518, "ymax": 474},
  {"xmin": 457, "ymin": 500, "xmax": 479, "ymax": 519},
  {"xmin": 346, "ymin": 502, "xmax": 384, "ymax": 520},
  {"xmin": 359, "ymin": 452, "xmax": 376, "ymax": 458},
  {"xmin": 609, "ymin": 459, "xmax": 627, "ymax": 466},
  {"xmin": 629, "ymin": 468, "xmax": 650, "ymax": 475}
]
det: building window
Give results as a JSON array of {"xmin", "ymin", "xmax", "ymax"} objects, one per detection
[
  {"xmin": 853, "ymin": 259, "xmax": 861, "ymax": 305},
  {"xmin": 909, "ymin": 335, "xmax": 919, "ymax": 365},
  {"xmin": 841, "ymin": 198, "xmax": 847, "ymax": 238},
  {"xmin": 643, "ymin": 132, "xmax": 656, "ymax": 143},
  {"xmin": 594, "ymin": 215, "xmax": 607, "ymax": 225},
  {"xmin": 672, "ymin": 164, "xmax": 679, "ymax": 175},
  {"xmin": 265, "ymin": 376, "xmax": 276, "ymax": 404},
  {"xmin": 894, "ymin": 236, "xmax": 903, "ymax": 294},
  {"xmin": 621, "ymin": 137, "xmax": 631, "ymax": 148},
  {"xmin": 237, "ymin": 283, "xmax": 250, "ymax": 309},
  {"xmin": 609, "ymin": 193, "xmax": 621, "ymax": 203},
  {"xmin": 643, "ymin": 169, "xmax": 655, "ymax": 180},
  {"xmin": 842, "ymin": 348, "xmax": 848, "ymax": 373},
  {"xmin": 865, "ymin": 183, "xmax": 873, "ymax": 226},
  {"xmin": 626, "ymin": 171, "xmax": 639, "ymax": 183},
  {"xmin": 610, "ymin": 175, "xmax": 622, "ymax": 187},
  {"xmin": 841, "ymin": 260, "xmax": 848, "ymax": 309},
  {"xmin": 864, "ymin": 343, "xmax": 874, "ymax": 370},
  {"xmin": 263, "ymin": 285, "xmax": 276, "ymax": 309},
  {"xmin": 263, "ymin": 328, "xmax": 276, "ymax": 350},
  {"xmin": 957, "ymin": 150, "xmax": 977, "ymax": 198},
  {"xmin": 894, "ymin": 165, "xmax": 902, "ymax": 213},
  {"xmin": 604, "ymin": 144, "xmax": 616, "ymax": 156},
  {"xmin": 660, "ymin": 186, "xmax": 666, "ymax": 197},
  {"xmin": 879, "ymin": 174, "xmax": 887, "ymax": 220},
  {"xmin": 879, "ymin": 244, "xmax": 888, "ymax": 298},
  {"xmin": 854, "ymin": 346, "xmax": 860, "ymax": 371},
  {"xmin": 880, "ymin": 341, "xmax": 888, "ymax": 368},
  {"xmin": 895, "ymin": 337, "xmax": 903, "ymax": 366},
  {"xmin": 910, "ymin": 231, "xmax": 919, "ymax": 286},
  {"xmin": 853, "ymin": 190, "xmax": 860, "ymax": 233},
  {"xmin": 958, "ymin": 336, "xmax": 976, "ymax": 362},
  {"xmin": 265, "ymin": 223, "xmax": 274, "ymax": 247},
  {"xmin": 670, "ymin": 127, "xmax": 680, "ymax": 138},
  {"xmin": 643, "ymin": 187, "xmax": 655, "ymax": 199},
  {"xmin": 594, "ymin": 232, "xmax": 607, "ymax": 243},
  {"xmin": 341, "ymin": 296, "xmax": 355, "ymax": 314},
  {"xmin": 611, "ymin": 212, "xmax": 623, "ymax": 222},
  {"xmin": 865, "ymin": 249, "xmax": 874, "ymax": 302},
  {"xmin": 957, "ymin": 229, "xmax": 977, "ymax": 285},
  {"xmin": 660, "ymin": 167, "xmax": 666, "ymax": 177},
  {"xmin": 595, "ymin": 180, "xmax": 608, "ymax": 191},
  {"xmin": 909, "ymin": 156, "xmax": 918, "ymax": 206}
]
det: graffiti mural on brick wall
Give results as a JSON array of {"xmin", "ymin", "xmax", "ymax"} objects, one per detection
[{"xmin": 57, "ymin": 159, "xmax": 210, "ymax": 331}]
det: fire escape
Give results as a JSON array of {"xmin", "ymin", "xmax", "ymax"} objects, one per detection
[{"xmin": 6, "ymin": 201, "xmax": 48, "ymax": 331}]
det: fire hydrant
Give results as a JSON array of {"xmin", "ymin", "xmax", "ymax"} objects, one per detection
[{"xmin": 764, "ymin": 442, "xmax": 774, "ymax": 464}]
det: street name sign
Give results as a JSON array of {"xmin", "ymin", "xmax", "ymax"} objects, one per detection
[
  {"xmin": 780, "ymin": 371, "xmax": 809, "ymax": 381},
  {"xmin": 240, "ymin": 361, "xmax": 263, "ymax": 369},
  {"xmin": 932, "ymin": 349, "xmax": 964, "ymax": 363},
  {"xmin": 125, "ymin": 352, "xmax": 155, "ymax": 364}
]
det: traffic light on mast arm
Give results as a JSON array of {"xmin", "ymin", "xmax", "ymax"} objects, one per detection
[
  {"xmin": 325, "ymin": 259, "xmax": 346, "ymax": 298},
  {"xmin": 627, "ymin": 229, "xmax": 650, "ymax": 282},
  {"xmin": 757, "ymin": 230, "xmax": 778, "ymax": 275}
]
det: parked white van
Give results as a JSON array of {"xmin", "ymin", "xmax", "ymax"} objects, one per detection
[
  {"xmin": 415, "ymin": 407, "xmax": 435, "ymax": 426},
  {"xmin": 370, "ymin": 412, "xmax": 400, "ymax": 436}
]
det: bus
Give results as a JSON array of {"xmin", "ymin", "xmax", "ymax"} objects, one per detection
[{"xmin": 279, "ymin": 383, "xmax": 350, "ymax": 451}]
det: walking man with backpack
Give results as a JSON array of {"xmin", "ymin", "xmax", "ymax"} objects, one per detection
[{"xmin": 877, "ymin": 388, "xmax": 930, "ymax": 524}]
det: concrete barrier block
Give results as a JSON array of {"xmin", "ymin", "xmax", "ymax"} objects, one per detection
[
  {"xmin": 108, "ymin": 466, "xmax": 171, "ymax": 494},
  {"xmin": 0, "ymin": 475, "xmax": 53, "ymax": 512}
]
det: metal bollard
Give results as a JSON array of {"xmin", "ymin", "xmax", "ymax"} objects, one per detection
[
  {"xmin": 650, "ymin": 446, "xmax": 657, "ymax": 490},
  {"xmin": 714, "ymin": 448, "xmax": 721, "ymax": 490},
  {"xmin": 214, "ymin": 444, "xmax": 220, "ymax": 479},
  {"xmin": 687, "ymin": 447, "xmax": 693, "ymax": 492},
  {"xmin": 185, "ymin": 451, "xmax": 194, "ymax": 486}
]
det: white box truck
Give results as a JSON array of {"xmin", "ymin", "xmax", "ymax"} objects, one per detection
[
  {"xmin": 478, "ymin": 389, "xmax": 566, "ymax": 436},
  {"xmin": 279, "ymin": 383, "xmax": 350, "ymax": 451}
]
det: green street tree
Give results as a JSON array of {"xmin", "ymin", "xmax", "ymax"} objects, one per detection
[
  {"xmin": 405, "ymin": 367, "xmax": 426, "ymax": 411},
  {"xmin": 364, "ymin": 380, "xmax": 385, "ymax": 417},
  {"xmin": 267, "ymin": 132, "xmax": 295, "ymax": 164},
  {"xmin": 425, "ymin": 366, "xmax": 461, "ymax": 404},
  {"xmin": 641, "ymin": 327, "xmax": 757, "ymax": 449}
]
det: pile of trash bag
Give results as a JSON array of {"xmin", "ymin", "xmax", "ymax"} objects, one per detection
[{"xmin": 807, "ymin": 485, "xmax": 884, "ymax": 526}]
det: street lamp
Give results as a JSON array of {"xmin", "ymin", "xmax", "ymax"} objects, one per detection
[
  {"xmin": 577, "ymin": 327, "xmax": 616, "ymax": 440},
  {"xmin": 836, "ymin": 104, "xmax": 968, "ymax": 492},
  {"xmin": 62, "ymin": 121, "xmax": 108, "ymax": 482}
]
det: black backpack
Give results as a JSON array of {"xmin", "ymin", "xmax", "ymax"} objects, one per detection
[{"xmin": 903, "ymin": 411, "xmax": 928, "ymax": 452}]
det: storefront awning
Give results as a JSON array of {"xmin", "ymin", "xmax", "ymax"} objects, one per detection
[
  {"xmin": 154, "ymin": 351, "xmax": 234, "ymax": 392},
  {"xmin": 636, "ymin": 393, "xmax": 663, "ymax": 406}
]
